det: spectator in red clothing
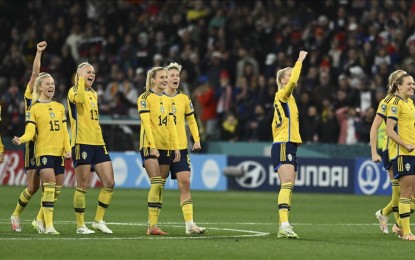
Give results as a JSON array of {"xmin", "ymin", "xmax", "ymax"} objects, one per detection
[{"xmin": 194, "ymin": 76, "xmax": 219, "ymax": 140}]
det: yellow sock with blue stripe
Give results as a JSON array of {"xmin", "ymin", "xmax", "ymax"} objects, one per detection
[
  {"xmin": 148, "ymin": 177, "xmax": 162, "ymax": 227},
  {"xmin": 74, "ymin": 188, "xmax": 87, "ymax": 228},
  {"xmin": 278, "ymin": 182, "xmax": 293, "ymax": 225},
  {"xmin": 42, "ymin": 182, "xmax": 56, "ymax": 229},
  {"xmin": 95, "ymin": 187, "xmax": 113, "ymax": 222},
  {"xmin": 12, "ymin": 188, "xmax": 33, "ymax": 217},
  {"xmin": 399, "ymin": 198, "xmax": 412, "ymax": 236},
  {"xmin": 391, "ymin": 179, "xmax": 400, "ymax": 222},
  {"xmin": 158, "ymin": 178, "xmax": 166, "ymax": 217}
]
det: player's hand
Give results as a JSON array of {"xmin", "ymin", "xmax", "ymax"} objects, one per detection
[
  {"xmin": 0, "ymin": 153, "xmax": 4, "ymax": 164},
  {"xmin": 372, "ymin": 154, "xmax": 381, "ymax": 163},
  {"xmin": 150, "ymin": 148, "xmax": 160, "ymax": 158},
  {"xmin": 173, "ymin": 149, "xmax": 180, "ymax": 163},
  {"xmin": 405, "ymin": 144, "xmax": 414, "ymax": 152},
  {"xmin": 298, "ymin": 50, "xmax": 308, "ymax": 62},
  {"xmin": 12, "ymin": 136, "xmax": 22, "ymax": 145},
  {"xmin": 65, "ymin": 151, "xmax": 72, "ymax": 159},
  {"xmin": 37, "ymin": 41, "xmax": 47, "ymax": 52},
  {"xmin": 192, "ymin": 142, "xmax": 201, "ymax": 151}
]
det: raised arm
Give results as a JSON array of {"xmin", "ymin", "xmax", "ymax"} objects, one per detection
[
  {"xmin": 280, "ymin": 50, "xmax": 308, "ymax": 98},
  {"xmin": 28, "ymin": 41, "xmax": 47, "ymax": 93}
]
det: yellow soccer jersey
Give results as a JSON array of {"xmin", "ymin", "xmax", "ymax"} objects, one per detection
[
  {"xmin": 0, "ymin": 105, "xmax": 3, "ymax": 153},
  {"xmin": 24, "ymin": 83, "xmax": 33, "ymax": 111},
  {"xmin": 137, "ymin": 90, "xmax": 179, "ymax": 150},
  {"xmin": 67, "ymin": 77, "xmax": 105, "ymax": 146},
  {"xmin": 169, "ymin": 91, "xmax": 200, "ymax": 149},
  {"xmin": 272, "ymin": 61, "xmax": 303, "ymax": 144},
  {"xmin": 375, "ymin": 94, "xmax": 396, "ymax": 153},
  {"xmin": 387, "ymin": 96, "xmax": 415, "ymax": 158},
  {"xmin": 20, "ymin": 101, "xmax": 71, "ymax": 157}
]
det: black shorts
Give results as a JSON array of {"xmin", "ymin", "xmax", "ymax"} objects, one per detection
[
  {"xmin": 36, "ymin": 155, "xmax": 65, "ymax": 175},
  {"xmin": 140, "ymin": 148, "xmax": 172, "ymax": 166},
  {"xmin": 24, "ymin": 141, "xmax": 36, "ymax": 171},
  {"xmin": 271, "ymin": 142, "xmax": 298, "ymax": 172},
  {"xmin": 72, "ymin": 144, "xmax": 111, "ymax": 170},
  {"xmin": 392, "ymin": 156, "xmax": 415, "ymax": 179},
  {"xmin": 381, "ymin": 149, "xmax": 391, "ymax": 170},
  {"xmin": 170, "ymin": 149, "xmax": 191, "ymax": 179}
]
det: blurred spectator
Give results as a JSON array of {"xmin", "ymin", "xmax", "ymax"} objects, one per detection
[
  {"xmin": 194, "ymin": 76, "xmax": 218, "ymax": 140},
  {"xmin": 220, "ymin": 111, "xmax": 242, "ymax": 142}
]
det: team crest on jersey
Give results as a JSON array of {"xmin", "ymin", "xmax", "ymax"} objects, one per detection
[
  {"xmin": 90, "ymin": 100, "xmax": 96, "ymax": 108},
  {"xmin": 172, "ymin": 105, "xmax": 176, "ymax": 115},
  {"xmin": 140, "ymin": 101, "xmax": 147, "ymax": 108},
  {"xmin": 160, "ymin": 105, "xmax": 165, "ymax": 114},
  {"xmin": 26, "ymin": 112, "xmax": 30, "ymax": 120},
  {"xmin": 391, "ymin": 107, "xmax": 397, "ymax": 115},
  {"xmin": 50, "ymin": 111, "xmax": 55, "ymax": 119},
  {"xmin": 30, "ymin": 158, "xmax": 36, "ymax": 166},
  {"xmin": 82, "ymin": 151, "xmax": 87, "ymax": 160},
  {"xmin": 380, "ymin": 104, "xmax": 387, "ymax": 112},
  {"xmin": 287, "ymin": 154, "xmax": 293, "ymax": 161},
  {"xmin": 405, "ymin": 163, "xmax": 411, "ymax": 172},
  {"xmin": 42, "ymin": 157, "xmax": 48, "ymax": 165}
]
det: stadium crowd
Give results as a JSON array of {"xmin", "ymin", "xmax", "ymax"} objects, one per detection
[{"xmin": 1, "ymin": 0, "xmax": 415, "ymax": 146}]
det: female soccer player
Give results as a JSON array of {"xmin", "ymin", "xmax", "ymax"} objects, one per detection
[
  {"xmin": 67, "ymin": 62, "xmax": 115, "ymax": 234},
  {"xmin": 385, "ymin": 73, "xmax": 415, "ymax": 241},
  {"xmin": 271, "ymin": 50, "xmax": 307, "ymax": 238},
  {"xmin": 164, "ymin": 62, "xmax": 206, "ymax": 234},
  {"xmin": 13, "ymin": 72, "xmax": 71, "ymax": 235},
  {"xmin": 10, "ymin": 41, "xmax": 47, "ymax": 232},
  {"xmin": 137, "ymin": 67, "xmax": 180, "ymax": 235},
  {"xmin": 371, "ymin": 70, "xmax": 406, "ymax": 235}
]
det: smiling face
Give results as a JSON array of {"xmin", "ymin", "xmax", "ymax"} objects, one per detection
[
  {"xmin": 152, "ymin": 69, "xmax": 168, "ymax": 92},
  {"xmin": 399, "ymin": 75, "xmax": 415, "ymax": 98},
  {"xmin": 167, "ymin": 69, "xmax": 180, "ymax": 91},
  {"xmin": 39, "ymin": 76, "xmax": 55, "ymax": 100}
]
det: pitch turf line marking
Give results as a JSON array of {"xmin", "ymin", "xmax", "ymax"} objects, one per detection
[{"xmin": 0, "ymin": 221, "xmax": 269, "ymax": 240}]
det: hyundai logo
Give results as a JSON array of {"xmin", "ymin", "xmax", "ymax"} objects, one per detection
[
  {"xmin": 357, "ymin": 160, "xmax": 381, "ymax": 195},
  {"xmin": 235, "ymin": 161, "xmax": 267, "ymax": 188}
]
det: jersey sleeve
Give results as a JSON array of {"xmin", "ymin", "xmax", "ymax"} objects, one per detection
[
  {"xmin": 20, "ymin": 106, "xmax": 37, "ymax": 143},
  {"xmin": 277, "ymin": 61, "xmax": 302, "ymax": 103},
  {"xmin": 185, "ymin": 97, "xmax": 200, "ymax": 142},
  {"xmin": 387, "ymin": 102, "xmax": 400, "ymax": 121},
  {"xmin": 68, "ymin": 77, "xmax": 86, "ymax": 104},
  {"xmin": 137, "ymin": 95, "xmax": 156, "ymax": 149},
  {"xmin": 0, "ymin": 135, "xmax": 4, "ymax": 153},
  {"xmin": 24, "ymin": 83, "xmax": 33, "ymax": 99}
]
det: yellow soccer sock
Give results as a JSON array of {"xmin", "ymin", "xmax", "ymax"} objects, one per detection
[
  {"xmin": 278, "ymin": 182, "xmax": 294, "ymax": 225},
  {"xmin": 391, "ymin": 179, "xmax": 400, "ymax": 222},
  {"xmin": 399, "ymin": 198, "xmax": 412, "ymax": 236},
  {"xmin": 36, "ymin": 192, "xmax": 44, "ymax": 222},
  {"xmin": 382, "ymin": 201, "xmax": 393, "ymax": 216},
  {"xmin": 148, "ymin": 177, "xmax": 162, "ymax": 227},
  {"xmin": 74, "ymin": 188, "xmax": 87, "ymax": 228},
  {"xmin": 411, "ymin": 196, "xmax": 415, "ymax": 214},
  {"xmin": 95, "ymin": 187, "xmax": 113, "ymax": 222},
  {"xmin": 181, "ymin": 199, "xmax": 194, "ymax": 223},
  {"xmin": 42, "ymin": 183, "xmax": 56, "ymax": 229},
  {"xmin": 12, "ymin": 188, "xmax": 33, "ymax": 217},
  {"xmin": 158, "ymin": 178, "xmax": 166, "ymax": 216}
]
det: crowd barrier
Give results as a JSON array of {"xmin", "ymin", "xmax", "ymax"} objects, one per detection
[{"xmin": 0, "ymin": 150, "xmax": 390, "ymax": 195}]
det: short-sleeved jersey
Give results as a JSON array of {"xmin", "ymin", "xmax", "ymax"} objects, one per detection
[
  {"xmin": 375, "ymin": 94, "xmax": 396, "ymax": 154},
  {"xmin": 169, "ymin": 91, "xmax": 200, "ymax": 149},
  {"xmin": 21, "ymin": 101, "xmax": 69, "ymax": 157},
  {"xmin": 387, "ymin": 96, "xmax": 415, "ymax": 158},
  {"xmin": 137, "ymin": 90, "xmax": 179, "ymax": 150},
  {"xmin": 272, "ymin": 61, "xmax": 303, "ymax": 144},
  {"xmin": 24, "ymin": 83, "xmax": 33, "ymax": 111},
  {"xmin": 67, "ymin": 81, "xmax": 105, "ymax": 146}
]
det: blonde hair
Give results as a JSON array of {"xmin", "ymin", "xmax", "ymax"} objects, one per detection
[
  {"xmin": 391, "ymin": 73, "xmax": 411, "ymax": 94},
  {"xmin": 74, "ymin": 62, "xmax": 92, "ymax": 87},
  {"xmin": 165, "ymin": 62, "xmax": 182, "ymax": 72},
  {"xmin": 276, "ymin": 67, "xmax": 292, "ymax": 90},
  {"xmin": 145, "ymin": 67, "xmax": 166, "ymax": 91},
  {"xmin": 387, "ymin": 69, "xmax": 406, "ymax": 94},
  {"xmin": 33, "ymin": 72, "xmax": 52, "ymax": 101}
]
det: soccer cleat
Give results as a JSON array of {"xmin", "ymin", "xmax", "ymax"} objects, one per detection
[
  {"xmin": 32, "ymin": 219, "xmax": 45, "ymax": 234},
  {"xmin": 11, "ymin": 215, "xmax": 22, "ymax": 232},
  {"xmin": 92, "ymin": 221, "xmax": 113, "ymax": 234},
  {"xmin": 402, "ymin": 233, "xmax": 415, "ymax": 241},
  {"xmin": 375, "ymin": 209, "xmax": 389, "ymax": 234},
  {"xmin": 44, "ymin": 226, "xmax": 60, "ymax": 235},
  {"xmin": 392, "ymin": 223, "xmax": 402, "ymax": 238},
  {"xmin": 147, "ymin": 226, "xmax": 168, "ymax": 235},
  {"xmin": 77, "ymin": 225, "xmax": 95, "ymax": 234},
  {"xmin": 186, "ymin": 223, "xmax": 206, "ymax": 234},
  {"xmin": 278, "ymin": 225, "xmax": 299, "ymax": 238}
]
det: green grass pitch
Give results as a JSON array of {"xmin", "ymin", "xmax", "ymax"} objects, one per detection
[{"xmin": 0, "ymin": 186, "xmax": 414, "ymax": 259}]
